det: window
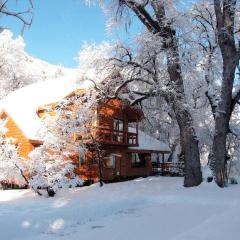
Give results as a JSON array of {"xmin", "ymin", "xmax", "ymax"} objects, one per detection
[
  {"xmin": 113, "ymin": 119, "xmax": 124, "ymax": 131},
  {"xmin": 131, "ymin": 153, "xmax": 146, "ymax": 168},
  {"xmin": 113, "ymin": 119, "xmax": 124, "ymax": 142},
  {"xmin": 103, "ymin": 154, "xmax": 116, "ymax": 168},
  {"xmin": 128, "ymin": 122, "xmax": 137, "ymax": 133}
]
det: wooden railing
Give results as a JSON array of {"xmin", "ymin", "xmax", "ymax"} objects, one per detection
[
  {"xmin": 94, "ymin": 127, "xmax": 138, "ymax": 146},
  {"xmin": 152, "ymin": 162, "xmax": 184, "ymax": 176}
]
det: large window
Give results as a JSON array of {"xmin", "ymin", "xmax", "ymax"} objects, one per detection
[
  {"xmin": 131, "ymin": 153, "xmax": 146, "ymax": 168},
  {"xmin": 103, "ymin": 154, "xmax": 116, "ymax": 168},
  {"xmin": 113, "ymin": 119, "xmax": 124, "ymax": 142}
]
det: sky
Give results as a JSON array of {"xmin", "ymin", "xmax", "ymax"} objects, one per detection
[
  {"xmin": 1, "ymin": 0, "xmax": 194, "ymax": 68},
  {"xmin": 1, "ymin": 0, "xmax": 120, "ymax": 68}
]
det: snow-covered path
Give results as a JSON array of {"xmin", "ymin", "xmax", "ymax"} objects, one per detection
[{"xmin": 0, "ymin": 177, "xmax": 240, "ymax": 240}]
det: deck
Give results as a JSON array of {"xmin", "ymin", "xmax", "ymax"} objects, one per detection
[
  {"xmin": 94, "ymin": 127, "xmax": 138, "ymax": 146},
  {"xmin": 152, "ymin": 162, "xmax": 185, "ymax": 176}
]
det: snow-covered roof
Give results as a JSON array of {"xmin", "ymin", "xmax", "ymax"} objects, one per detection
[
  {"xmin": 0, "ymin": 76, "xmax": 170, "ymax": 150},
  {"xmin": 129, "ymin": 128, "xmax": 170, "ymax": 152},
  {"xmin": 0, "ymin": 70, "xmax": 93, "ymax": 140}
]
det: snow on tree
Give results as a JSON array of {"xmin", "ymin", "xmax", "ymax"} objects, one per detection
[
  {"xmin": 0, "ymin": 0, "xmax": 33, "ymax": 31},
  {"xmin": 0, "ymin": 29, "xmax": 77, "ymax": 99},
  {"xmin": 0, "ymin": 30, "xmax": 32, "ymax": 98},
  {"xmin": 27, "ymin": 115, "xmax": 83, "ymax": 197},
  {"xmin": 189, "ymin": 0, "xmax": 240, "ymax": 187},
  {"xmin": 80, "ymin": 0, "xmax": 203, "ymax": 187},
  {"xmin": 0, "ymin": 107, "xmax": 82, "ymax": 196},
  {"xmin": 52, "ymin": 89, "xmax": 106, "ymax": 187},
  {"xmin": 0, "ymin": 121, "xmax": 28, "ymax": 188},
  {"xmin": 34, "ymin": 87, "xmax": 110, "ymax": 188}
]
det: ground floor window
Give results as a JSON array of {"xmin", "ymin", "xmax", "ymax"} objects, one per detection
[
  {"xmin": 131, "ymin": 153, "xmax": 146, "ymax": 168},
  {"xmin": 103, "ymin": 154, "xmax": 116, "ymax": 168},
  {"xmin": 151, "ymin": 153, "xmax": 170, "ymax": 164}
]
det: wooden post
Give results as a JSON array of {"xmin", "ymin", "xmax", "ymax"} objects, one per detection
[
  {"xmin": 136, "ymin": 122, "xmax": 139, "ymax": 145},
  {"xmin": 124, "ymin": 119, "xmax": 128, "ymax": 144}
]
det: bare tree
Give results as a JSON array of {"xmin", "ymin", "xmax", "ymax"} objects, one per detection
[
  {"xmin": 83, "ymin": 0, "xmax": 202, "ymax": 187},
  {"xmin": 197, "ymin": 0, "xmax": 240, "ymax": 187},
  {"xmin": 0, "ymin": 0, "xmax": 33, "ymax": 31}
]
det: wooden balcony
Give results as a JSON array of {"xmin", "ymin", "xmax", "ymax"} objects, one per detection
[{"xmin": 94, "ymin": 127, "xmax": 138, "ymax": 146}]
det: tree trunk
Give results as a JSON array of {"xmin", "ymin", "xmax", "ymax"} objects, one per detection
[
  {"xmin": 208, "ymin": 0, "xmax": 238, "ymax": 187},
  {"xmin": 173, "ymin": 100, "xmax": 202, "ymax": 187},
  {"xmin": 209, "ymin": 58, "xmax": 236, "ymax": 187},
  {"xmin": 122, "ymin": 0, "xmax": 202, "ymax": 186},
  {"xmin": 164, "ymin": 32, "xmax": 202, "ymax": 187}
]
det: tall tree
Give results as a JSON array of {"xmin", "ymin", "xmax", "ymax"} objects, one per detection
[
  {"xmin": 193, "ymin": 0, "xmax": 240, "ymax": 187},
  {"xmin": 84, "ymin": 0, "xmax": 202, "ymax": 187},
  {"xmin": 209, "ymin": 0, "xmax": 240, "ymax": 187}
]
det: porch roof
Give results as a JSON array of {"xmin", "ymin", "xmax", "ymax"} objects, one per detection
[{"xmin": 128, "ymin": 128, "xmax": 170, "ymax": 153}]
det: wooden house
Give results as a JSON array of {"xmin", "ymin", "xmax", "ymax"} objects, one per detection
[
  {"xmin": 0, "ymin": 76, "xmax": 171, "ymax": 184},
  {"xmin": 37, "ymin": 90, "xmax": 171, "ymax": 182},
  {"xmin": 0, "ymin": 110, "xmax": 42, "ymax": 158}
]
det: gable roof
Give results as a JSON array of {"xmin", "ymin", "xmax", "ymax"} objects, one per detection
[{"xmin": 0, "ymin": 71, "xmax": 93, "ymax": 140}]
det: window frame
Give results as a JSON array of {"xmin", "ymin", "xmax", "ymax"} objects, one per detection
[
  {"xmin": 103, "ymin": 154, "xmax": 117, "ymax": 169},
  {"xmin": 113, "ymin": 119, "xmax": 124, "ymax": 143},
  {"xmin": 131, "ymin": 153, "xmax": 146, "ymax": 168},
  {"xmin": 113, "ymin": 119, "xmax": 124, "ymax": 131}
]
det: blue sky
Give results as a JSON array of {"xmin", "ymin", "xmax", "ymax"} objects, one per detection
[
  {"xmin": 1, "ymin": 0, "xmax": 194, "ymax": 68},
  {"xmin": 1, "ymin": 0, "xmax": 117, "ymax": 67}
]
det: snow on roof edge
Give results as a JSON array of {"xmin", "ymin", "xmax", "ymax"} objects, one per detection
[
  {"xmin": 0, "ymin": 71, "xmax": 91, "ymax": 140},
  {"xmin": 128, "ymin": 128, "xmax": 170, "ymax": 152}
]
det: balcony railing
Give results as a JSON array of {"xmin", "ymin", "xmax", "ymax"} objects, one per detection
[
  {"xmin": 152, "ymin": 162, "xmax": 185, "ymax": 176},
  {"xmin": 94, "ymin": 127, "xmax": 138, "ymax": 146}
]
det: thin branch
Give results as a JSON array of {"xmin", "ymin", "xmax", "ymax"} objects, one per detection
[{"xmin": 0, "ymin": 0, "xmax": 33, "ymax": 32}]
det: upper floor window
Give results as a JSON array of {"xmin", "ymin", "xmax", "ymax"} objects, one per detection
[
  {"xmin": 113, "ymin": 119, "xmax": 124, "ymax": 142},
  {"xmin": 113, "ymin": 119, "xmax": 124, "ymax": 131},
  {"xmin": 128, "ymin": 122, "xmax": 137, "ymax": 133}
]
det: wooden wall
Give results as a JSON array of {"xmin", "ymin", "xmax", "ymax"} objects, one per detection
[{"xmin": 0, "ymin": 112, "xmax": 34, "ymax": 159}]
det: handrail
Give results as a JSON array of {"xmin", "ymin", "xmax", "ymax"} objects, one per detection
[
  {"xmin": 152, "ymin": 162, "xmax": 184, "ymax": 176},
  {"xmin": 94, "ymin": 126, "xmax": 138, "ymax": 145},
  {"xmin": 94, "ymin": 126, "xmax": 137, "ymax": 135}
]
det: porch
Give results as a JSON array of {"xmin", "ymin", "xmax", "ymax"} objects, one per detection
[{"xmin": 152, "ymin": 162, "xmax": 185, "ymax": 176}]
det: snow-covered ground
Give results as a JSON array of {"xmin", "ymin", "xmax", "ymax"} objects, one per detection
[{"xmin": 0, "ymin": 177, "xmax": 239, "ymax": 240}]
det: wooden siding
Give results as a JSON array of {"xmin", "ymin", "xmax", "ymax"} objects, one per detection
[
  {"xmin": 0, "ymin": 111, "xmax": 34, "ymax": 159},
  {"xmin": 36, "ymin": 96, "xmax": 149, "ymax": 182},
  {"xmin": 76, "ymin": 147, "xmax": 153, "ymax": 182}
]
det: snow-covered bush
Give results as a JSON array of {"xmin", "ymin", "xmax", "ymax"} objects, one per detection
[
  {"xmin": 28, "ymin": 133, "xmax": 83, "ymax": 197},
  {"xmin": 0, "ymin": 124, "xmax": 28, "ymax": 188}
]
